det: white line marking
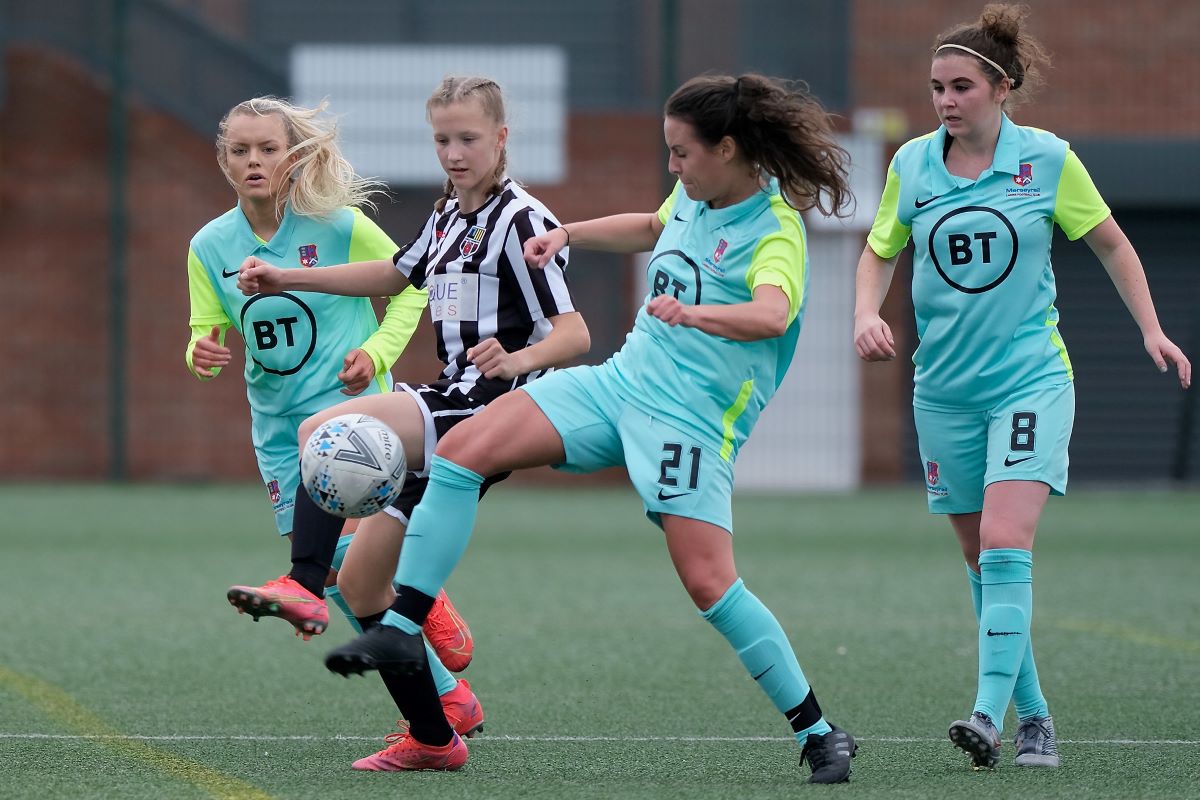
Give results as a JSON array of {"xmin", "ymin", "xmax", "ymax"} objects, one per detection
[{"xmin": 2, "ymin": 733, "xmax": 1197, "ymax": 745}]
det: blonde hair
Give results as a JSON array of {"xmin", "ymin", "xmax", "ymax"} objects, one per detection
[
  {"xmin": 426, "ymin": 77, "xmax": 509, "ymax": 212},
  {"xmin": 216, "ymin": 96, "xmax": 386, "ymax": 218}
]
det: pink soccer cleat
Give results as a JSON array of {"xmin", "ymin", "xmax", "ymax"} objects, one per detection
[
  {"xmin": 352, "ymin": 731, "xmax": 468, "ymax": 772},
  {"xmin": 227, "ymin": 575, "xmax": 329, "ymax": 640},
  {"xmin": 423, "ymin": 589, "xmax": 474, "ymax": 672},
  {"xmin": 440, "ymin": 679, "xmax": 485, "ymax": 739}
]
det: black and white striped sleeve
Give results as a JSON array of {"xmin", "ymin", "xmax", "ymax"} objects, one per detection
[
  {"xmin": 503, "ymin": 206, "xmax": 575, "ymax": 321},
  {"xmin": 392, "ymin": 210, "xmax": 438, "ymax": 288}
]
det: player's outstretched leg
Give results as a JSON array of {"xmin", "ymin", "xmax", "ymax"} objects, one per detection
[
  {"xmin": 1013, "ymin": 714, "xmax": 1059, "ymax": 767},
  {"xmin": 227, "ymin": 486, "xmax": 346, "ymax": 638},
  {"xmin": 949, "ymin": 711, "xmax": 1002, "ymax": 769},
  {"xmin": 700, "ymin": 578, "xmax": 857, "ymax": 784}
]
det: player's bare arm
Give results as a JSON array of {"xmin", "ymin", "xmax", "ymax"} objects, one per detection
[
  {"xmin": 237, "ymin": 257, "xmax": 405, "ymax": 298},
  {"xmin": 647, "ymin": 284, "xmax": 790, "ymax": 341},
  {"xmin": 853, "ymin": 244, "xmax": 898, "ymax": 362}
]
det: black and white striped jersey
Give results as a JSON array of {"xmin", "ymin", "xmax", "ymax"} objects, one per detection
[{"xmin": 392, "ymin": 179, "xmax": 575, "ymax": 401}]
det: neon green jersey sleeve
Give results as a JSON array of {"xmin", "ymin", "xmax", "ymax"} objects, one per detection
[
  {"xmin": 656, "ymin": 183, "xmax": 683, "ymax": 226},
  {"xmin": 746, "ymin": 197, "xmax": 806, "ymax": 325},
  {"xmin": 349, "ymin": 208, "xmax": 429, "ymax": 377},
  {"xmin": 1053, "ymin": 149, "xmax": 1111, "ymax": 241},
  {"xmin": 185, "ymin": 247, "xmax": 232, "ymax": 380},
  {"xmin": 866, "ymin": 163, "xmax": 911, "ymax": 259}
]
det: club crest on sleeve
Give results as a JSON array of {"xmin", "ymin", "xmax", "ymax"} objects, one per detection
[
  {"xmin": 460, "ymin": 225, "xmax": 486, "ymax": 258},
  {"xmin": 267, "ymin": 479, "xmax": 281, "ymax": 504},
  {"xmin": 1013, "ymin": 163, "xmax": 1033, "ymax": 187},
  {"xmin": 298, "ymin": 244, "xmax": 319, "ymax": 268}
]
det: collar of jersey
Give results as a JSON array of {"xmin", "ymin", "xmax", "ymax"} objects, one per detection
[
  {"xmin": 236, "ymin": 201, "xmax": 298, "ymax": 258},
  {"xmin": 455, "ymin": 178, "xmax": 512, "ymax": 222},
  {"xmin": 694, "ymin": 182, "xmax": 773, "ymax": 229},
  {"xmin": 927, "ymin": 113, "xmax": 1022, "ymax": 195}
]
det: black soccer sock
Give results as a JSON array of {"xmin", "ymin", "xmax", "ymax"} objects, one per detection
[
  {"xmin": 288, "ymin": 485, "xmax": 343, "ymax": 597},
  {"xmin": 389, "ymin": 584, "xmax": 438, "ymax": 627},
  {"xmin": 384, "ymin": 662, "xmax": 454, "ymax": 746}
]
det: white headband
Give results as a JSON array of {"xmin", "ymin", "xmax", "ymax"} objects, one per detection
[{"xmin": 936, "ymin": 43, "xmax": 1010, "ymax": 83}]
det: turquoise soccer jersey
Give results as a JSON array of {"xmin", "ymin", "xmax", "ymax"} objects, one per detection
[
  {"xmin": 868, "ymin": 115, "xmax": 1110, "ymax": 410},
  {"xmin": 607, "ymin": 181, "xmax": 808, "ymax": 461},
  {"xmin": 186, "ymin": 204, "xmax": 425, "ymax": 418}
]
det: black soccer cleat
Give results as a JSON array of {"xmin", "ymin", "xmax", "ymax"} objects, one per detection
[
  {"xmin": 324, "ymin": 623, "xmax": 428, "ymax": 677},
  {"xmin": 800, "ymin": 724, "xmax": 857, "ymax": 784}
]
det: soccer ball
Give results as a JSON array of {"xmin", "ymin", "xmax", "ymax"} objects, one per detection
[{"xmin": 301, "ymin": 414, "xmax": 406, "ymax": 518}]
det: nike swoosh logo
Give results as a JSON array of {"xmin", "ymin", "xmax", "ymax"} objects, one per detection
[
  {"xmin": 987, "ymin": 629, "xmax": 1021, "ymax": 637},
  {"xmin": 673, "ymin": 213, "xmax": 687, "ymax": 222},
  {"xmin": 752, "ymin": 665, "xmax": 775, "ymax": 681},
  {"xmin": 1004, "ymin": 455, "xmax": 1036, "ymax": 467},
  {"xmin": 914, "ymin": 196, "xmax": 940, "ymax": 208},
  {"xmin": 656, "ymin": 489, "xmax": 688, "ymax": 501},
  {"xmin": 222, "ymin": 268, "xmax": 239, "ymax": 278}
]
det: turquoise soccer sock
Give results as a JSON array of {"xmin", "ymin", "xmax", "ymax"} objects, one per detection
[
  {"xmin": 701, "ymin": 579, "xmax": 832, "ymax": 740},
  {"xmin": 973, "ymin": 549, "xmax": 1034, "ymax": 732},
  {"xmin": 426, "ymin": 640, "xmax": 458, "ymax": 696},
  {"xmin": 324, "ymin": 585, "xmax": 360, "ymax": 632},
  {"xmin": 382, "ymin": 455, "xmax": 484, "ymax": 634},
  {"xmin": 331, "ymin": 533, "xmax": 353, "ymax": 572},
  {"xmin": 967, "ymin": 565, "xmax": 1049, "ymax": 720}
]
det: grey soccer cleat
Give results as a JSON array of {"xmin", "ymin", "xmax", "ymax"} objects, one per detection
[
  {"xmin": 1014, "ymin": 714, "xmax": 1060, "ymax": 767},
  {"xmin": 800, "ymin": 725, "xmax": 857, "ymax": 784},
  {"xmin": 949, "ymin": 711, "xmax": 1001, "ymax": 769}
]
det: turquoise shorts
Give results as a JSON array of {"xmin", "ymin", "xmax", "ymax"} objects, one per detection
[
  {"xmin": 522, "ymin": 364, "xmax": 736, "ymax": 533},
  {"xmin": 251, "ymin": 410, "xmax": 307, "ymax": 535},
  {"xmin": 914, "ymin": 381, "xmax": 1075, "ymax": 514}
]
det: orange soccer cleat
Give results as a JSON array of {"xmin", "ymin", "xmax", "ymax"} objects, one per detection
[
  {"xmin": 423, "ymin": 589, "xmax": 474, "ymax": 672},
  {"xmin": 439, "ymin": 679, "xmax": 485, "ymax": 739},
  {"xmin": 352, "ymin": 731, "xmax": 468, "ymax": 772},
  {"xmin": 226, "ymin": 575, "xmax": 329, "ymax": 640}
]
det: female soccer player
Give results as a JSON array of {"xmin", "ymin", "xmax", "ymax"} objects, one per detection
[
  {"xmin": 321, "ymin": 73, "xmax": 861, "ymax": 783},
  {"xmin": 852, "ymin": 3, "xmax": 1191, "ymax": 771},
  {"xmin": 191, "ymin": 95, "xmax": 481, "ymax": 735},
  {"xmin": 236, "ymin": 76, "xmax": 591, "ymax": 762}
]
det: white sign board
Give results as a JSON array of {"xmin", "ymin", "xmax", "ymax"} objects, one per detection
[{"xmin": 291, "ymin": 45, "xmax": 566, "ymax": 185}]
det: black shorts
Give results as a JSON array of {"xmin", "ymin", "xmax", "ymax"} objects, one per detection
[{"xmin": 383, "ymin": 379, "xmax": 510, "ymax": 523}]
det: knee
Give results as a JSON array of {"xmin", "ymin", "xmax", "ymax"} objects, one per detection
[
  {"xmin": 682, "ymin": 573, "xmax": 736, "ymax": 612},
  {"xmin": 297, "ymin": 414, "xmax": 322, "ymax": 451}
]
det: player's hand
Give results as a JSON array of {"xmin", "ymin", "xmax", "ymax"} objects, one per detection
[
  {"xmin": 468, "ymin": 337, "xmax": 522, "ymax": 380},
  {"xmin": 338, "ymin": 348, "xmax": 377, "ymax": 395},
  {"xmin": 646, "ymin": 294, "xmax": 693, "ymax": 327},
  {"xmin": 1144, "ymin": 331, "xmax": 1191, "ymax": 389},
  {"xmin": 523, "ymin": 226, "xmax": 569, "ymax": 270},
  {"xmin": 237, "ymin": 257, "xmax": 287, "ymax": 296},
  {"xmin": 854, "ymin": 312, "xmax": 896, "ymax": 361},
  {"xmin": 191, "ymin": 326, "xmax": 231, "ymax": 378}
]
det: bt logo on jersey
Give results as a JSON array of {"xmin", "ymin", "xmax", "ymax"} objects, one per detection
[{"xmin": 928, "ymin": 206, "xmax": 1018, "ymax": 294}]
